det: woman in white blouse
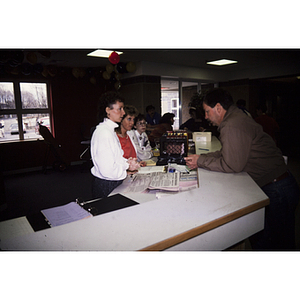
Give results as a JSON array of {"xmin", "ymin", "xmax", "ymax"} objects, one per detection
[
  {"xmin": 127, "ymin": 114, "xmax": 153, "ymax": 161},
  {"xmin": 90, "ymin": 92, "xmax": 140, "ymax": 198}
]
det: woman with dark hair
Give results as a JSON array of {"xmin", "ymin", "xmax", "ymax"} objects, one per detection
[
  {"xmin": 90, "ymin": 92, "xmax": 140, "ymax": 198},
  {"xmin": 148, "ymin": 112, "xmax": 175, "ymax": 147}
]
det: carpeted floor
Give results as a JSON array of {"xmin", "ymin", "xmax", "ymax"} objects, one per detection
[{"xmin": 0, "ymin": 163, "xmax": 94, "ymax": 222}]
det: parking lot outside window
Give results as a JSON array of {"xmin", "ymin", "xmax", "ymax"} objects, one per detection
[{"xmin": 0, "ymin": 81, "xmax": 52, "ymax": 143}]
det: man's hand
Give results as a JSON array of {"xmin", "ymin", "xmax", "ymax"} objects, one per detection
[{"xmin": 184, "ymin": 154, "xmax": 200, "ymax": 170}]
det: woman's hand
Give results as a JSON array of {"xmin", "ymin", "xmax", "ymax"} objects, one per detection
[
  {"xmin": 139, "ymin": 161, "xmax": 147, "ymax": 167},
  {"xmin": 127, "ymin": 170, "xmax": 138, "ymax": 175},
  {"xmin": 127, "ymin": 157, "xmax": 140, "ymax": 171}
]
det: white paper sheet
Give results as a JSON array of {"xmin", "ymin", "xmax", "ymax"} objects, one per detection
[
  {"xmin": 0, "ymin": 216, "xmax": 34, "ymax": 240},
  {"xmin": 42, "ymin": 202, "xmax": 92, "ymax": 227}
]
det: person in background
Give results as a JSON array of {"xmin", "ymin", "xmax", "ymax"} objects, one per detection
[
  {"xmin": 148, "ymin": 112, "xmax": 175, "ymax": 147},
  {"xmin": 255, "ymin": 103, "xmax": 280, "ymax": 144},
  {"xmin": 115, "ymin": 105, "xmax": 147, "ymax": 167},
  {"xmin": 145, "ymin": 105, "xmax": 161, "ymax": 130},
  {"xmin": 128, "ymin": 114, "xmax": 153, "ymax": 161},
  {"xmin": 0, "ymin": 120, "xmax": 4, "ymax": 138},
  {"xmin": 236, "ymin": 99, "xmax": 252, "ymax": 117},
  {"xmin": 90, "ymin": 92, "xmax": 140, "ymax": 199},
  {"xmin": 179, "ymin": 107, "xmax": 209, "ymax": 132},
  {"xmin": 185, "ymin": 88, "xmax": 299, "ymax": 250}
]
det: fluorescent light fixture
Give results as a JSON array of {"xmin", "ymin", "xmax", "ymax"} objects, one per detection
[
  {"xmin": 87, "ymin": 49, "xmax": 123, "ymax": 58},
  {"xmin": 206, "ymin": 59, "xmax": 238, "ymax": 66}
]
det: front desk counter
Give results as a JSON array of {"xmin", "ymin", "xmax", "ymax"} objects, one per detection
[{"xmin": 0, "ymin": 166, "xmax": 269, "ymax": 251}]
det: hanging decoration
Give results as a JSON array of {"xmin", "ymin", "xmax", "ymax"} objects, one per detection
[
  {"xmin": 72, "ymin": 67, "xmax": 86, "ymax": 78},
  {"xmin": 72, "ymin": 67, "xmax": 80, "ymax": 78},
  {"xmin": 108, "ymin": 51, "xmax": 120, "ymax": 65},
  {"xmin": 106, "ymin": 64, "xmax": 114, "ymax": 73},
  {"xmin": 48, "ymin": 65, "xmax": 58, "ymax": 77},
  {"xmin": 102, "ymin": 71, "xmax": 111, "ymax": 80},
  {"xmin": 33, "ymin": 63, "xmax": 43, "ymax": 74},
  {"xmin": 0, "ymin": 50, "xmax": 136, "ymax": 88},
  {"xmin": 79, "ymin": 68, "xmax": 86, "ymax": 78},
  {"xmin": 114, "ymin": 72, "xmax": 122, "ymax": 80},
  {"xmin": 116, "ymin": 62, "xmax": 127, "ymax": 74},
  {"xmin": 114, "ymin": 81, "xmax": 122, "ymax": 90},
  {"xmin": 10, "ymin": 66, "xmax": 21, "ymax": 75},
  {"xmin": 101, "ymin": 51, "xmax": 136, "ymax": 90},
  {"xmin": 21, "ymin": 63, "xmax": 33, "ymax": 75},
  {"xmin": 10, "ymin": 51, "xmax": 24, "ymax": 66},
  {"xmin": 90, "ymin": 76, "xmax": 96, "ymax": 85},
  {"xmin": 126, "ymin": 61, "xmax": 136, "ymax": 73},
  {"xmin": 26, "ymin": 52, "xmax": 37, "ymax": 65}
]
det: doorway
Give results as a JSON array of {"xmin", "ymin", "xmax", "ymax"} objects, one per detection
[{"xmin": 161, "ymin": 79, "xmax": 199, "ymax": 129}]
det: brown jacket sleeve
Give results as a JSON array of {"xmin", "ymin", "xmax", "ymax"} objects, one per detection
[{"xmin": 197, "ymin": 124, "xmax": 252, "ymax": 173}]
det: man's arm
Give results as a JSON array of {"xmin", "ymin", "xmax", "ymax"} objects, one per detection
[{"xmin": 196, "ymin": 126, "xmax": 252, "ymax": 173}]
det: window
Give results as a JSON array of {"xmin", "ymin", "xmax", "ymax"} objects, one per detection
[
  {"xmin": 0, "ymin": 80, "xmax": 52, "ymax": 143},
  {"xmin": 161, "ymin": 79, "xmax": 200, "ymax": 130},
  {"xmin": 161, "ymin": 80, "xmax": 179, "ymax": 129}
]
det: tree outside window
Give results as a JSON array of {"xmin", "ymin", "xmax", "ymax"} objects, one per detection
[{"xmin": 0, "ymin": 81, "xmax": 52, "ymax": 143}]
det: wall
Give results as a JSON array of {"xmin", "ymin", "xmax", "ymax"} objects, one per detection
[
  {"xmin": 121, "ymin": 76, "xmax": 161, "ymax": 116},
  {"xmin": 219, "ymin": 79, "xmax": 251, "ymax": 113}
]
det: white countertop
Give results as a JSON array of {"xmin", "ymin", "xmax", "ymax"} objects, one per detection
[
  {"xmin": 195, "ymin": 136, "xmax": 221, "ymax": 155},
  {"xmin": 0, "ymin": 167, "xmax": 269, "ymax": 251}
]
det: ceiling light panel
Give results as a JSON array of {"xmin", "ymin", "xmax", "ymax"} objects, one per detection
[
  {"xmin": 206, "ymin": 59, "xmax": 238, "ymax": 66},
  {"xmin": 87, "ymin": 49, "xmax": 123, "ymax": 58}
]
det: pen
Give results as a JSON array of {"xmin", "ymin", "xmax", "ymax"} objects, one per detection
[{"xmin": 198, "ymin": 148, "xmax": 209, "ymax": 151}]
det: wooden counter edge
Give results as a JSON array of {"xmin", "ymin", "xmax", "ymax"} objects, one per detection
[{"xmin": 139, "ymin": 198, "xmax": 270, "ymax": 251}]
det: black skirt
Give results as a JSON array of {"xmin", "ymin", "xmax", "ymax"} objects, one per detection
[{"xmin": 92, "ymin": 176, "xmax": 123, "ymax": 199}]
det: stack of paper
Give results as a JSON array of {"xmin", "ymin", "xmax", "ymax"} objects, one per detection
[{"xmin": 42, "ymin": 202, "xmax": 92, "ymax": 227}]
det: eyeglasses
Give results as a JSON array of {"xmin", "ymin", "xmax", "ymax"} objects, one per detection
[{"xmin": 137, "ymin": 121, "xmax": 147, "ymax": 126}]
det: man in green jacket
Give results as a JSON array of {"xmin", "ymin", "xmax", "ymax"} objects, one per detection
[{"xmin": 185, "ymin": 88, "xmax": 299, "ymax": 250}]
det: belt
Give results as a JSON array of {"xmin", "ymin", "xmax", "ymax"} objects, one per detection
[
  {"xmin": 274, "ymin": 171, "xmax": 289, "ymax": 182},
  {"xmin": 264, "ymin": 171, "xmax": 289, "ymax": 187}
]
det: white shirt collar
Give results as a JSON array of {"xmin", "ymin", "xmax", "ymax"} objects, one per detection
[{"xmin": 104, "ymin": 118, "xmax": 119, "ymax": 129}]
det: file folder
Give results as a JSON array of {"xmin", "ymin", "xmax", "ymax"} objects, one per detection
[{"xmin": 80, "ymin": 193, "xmax": 139, "ymax": 216}]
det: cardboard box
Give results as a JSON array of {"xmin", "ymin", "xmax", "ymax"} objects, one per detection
[{"xmin": 193, "ymin": 132, "xmax": 212, "ymax": 142}]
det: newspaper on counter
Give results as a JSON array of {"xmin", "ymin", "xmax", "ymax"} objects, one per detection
[
  {"xmin": 124, "ymin": 171, "xmax": 179, "ymax": 193},
  {"xmin": 148, "ymin": 171, "xmax": 180, "ymax": 191},
  {"xmin": 123, "ymin": 168, "xmax": 198, "ymax": 194}
]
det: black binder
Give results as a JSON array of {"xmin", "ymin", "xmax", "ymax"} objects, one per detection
[
  {"xmin": 26, "ymin": 193, "xmax": 138, "ymax": 232},
  {"xmin": 80, "ymin": 193, "xmax": 139, "ymax": 216},
  {"xmin": 26, "ymin": 211, "xmax": 51, "ymax": 232}
]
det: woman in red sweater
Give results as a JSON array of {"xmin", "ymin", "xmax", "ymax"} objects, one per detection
[{"xmin": 115, "ymin": 105, "xmax": 146, "ymax": 167}]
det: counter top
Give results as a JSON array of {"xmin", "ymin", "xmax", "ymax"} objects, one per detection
[{"xmin": 0, "ymin": 167, "xmax": 269, "ymax": 251}]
